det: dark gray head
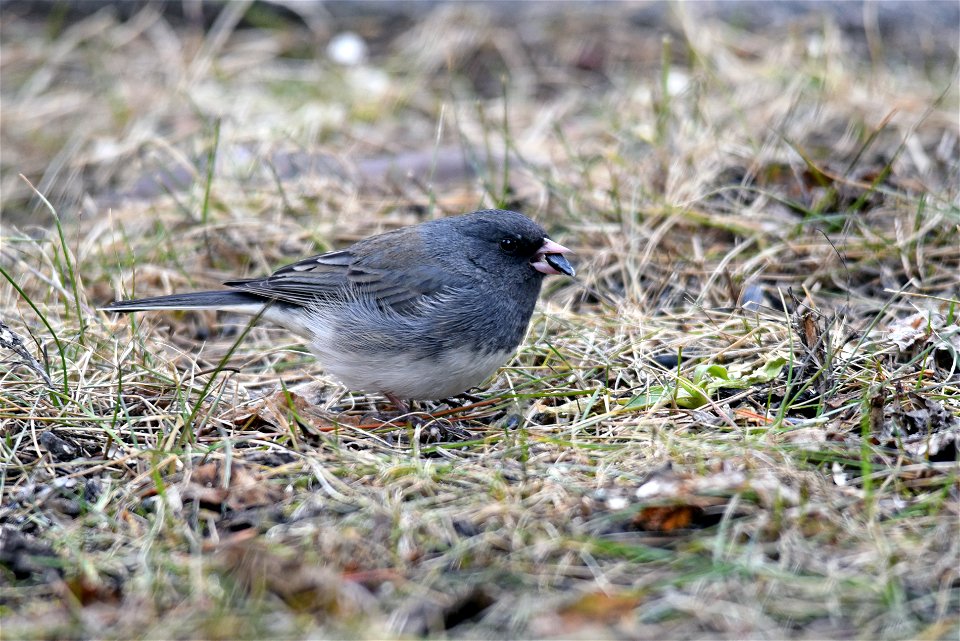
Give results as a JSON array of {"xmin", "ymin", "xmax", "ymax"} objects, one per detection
[
  {"xmin": 409, "ymin": 209, "xmax": 574, "ymax": 356},
  {"xmin": 426, "ymin": 209, "xmax": 575, "ymax": 283}
]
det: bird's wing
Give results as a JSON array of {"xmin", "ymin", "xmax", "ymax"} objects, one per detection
[{"xmin": 223, "ymin": 229, "xmax": 457, "ymax": 311}]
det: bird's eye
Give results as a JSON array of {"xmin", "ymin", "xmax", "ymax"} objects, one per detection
[{"xmin": 499, "ymin": 237, "xmax": 519, "ymax": 254}]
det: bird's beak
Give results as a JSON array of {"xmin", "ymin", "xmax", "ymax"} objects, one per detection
[{"xmin": 531, "ymin": 238, "xmax": 575, "ymax": 276}]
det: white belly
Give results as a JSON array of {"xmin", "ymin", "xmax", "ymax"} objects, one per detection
[
  {"xmin": 316, "ymin": 345, "xmax": 514, "ymax": 400},
  {"xmin": 262, "ymin": 304, "xmax": 517, "ymax": 399}
]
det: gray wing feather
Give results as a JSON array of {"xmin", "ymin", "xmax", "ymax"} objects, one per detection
[{"xmin": 223, "ymin": 231, "xmax": 460, "ymax": 312}]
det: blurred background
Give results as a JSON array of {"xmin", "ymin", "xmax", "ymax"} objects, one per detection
[{"xmin": 2, "ymin": 0, "xmax": 957, "ymax": 227}]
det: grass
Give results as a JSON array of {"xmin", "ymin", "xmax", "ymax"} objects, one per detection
[{"xmin": 1, "ymin": 3, "xmax": 958, "ymax": 640}]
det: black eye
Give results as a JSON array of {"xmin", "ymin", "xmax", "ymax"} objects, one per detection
[{"xmin": 499, "ymin": 237, "xmax": 519, "ymax": 254}]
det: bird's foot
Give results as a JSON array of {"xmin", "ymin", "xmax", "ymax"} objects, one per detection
[
  {"xmin": 376, "ymin": 393, "xmax": 473, "ymax": 445},
  {"xmin": 413, "ymin": 420, "xmax": 472, "ymax": 445}
]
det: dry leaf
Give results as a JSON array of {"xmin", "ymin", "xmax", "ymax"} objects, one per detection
[
  {"xmin": 886, "ymin": 311, "xmax": 944, "ymax": 351},
  {"xmin": 225, "ymin": 390, "xmax": 361, "ymax": 434},
  {"xmin": 217, "ymin": 540, "xmax": 376, "ymax": 619},
  {"xmin": 632, "ymin": 504, "xmax": 702, "ymax": 531},
  {"xmin": 559, "ymin": 591, "xmax": 644, "ymax": 625},
  {"xmin": 181, "ymin": 461, "xmax": 282, "ymax": 511}
]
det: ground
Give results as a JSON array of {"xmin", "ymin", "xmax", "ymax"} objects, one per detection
[{"xmin": 1, "ymin": 2, "xmax": 958, "ymax": 639}]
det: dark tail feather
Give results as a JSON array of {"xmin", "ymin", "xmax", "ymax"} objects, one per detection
[{"xmin": 100, "ymin": 290, "xmax": 264, "ymax": 313}]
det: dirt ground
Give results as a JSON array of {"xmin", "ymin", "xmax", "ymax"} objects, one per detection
[{"xmin": 1, "ymin": 2, "xmax": 958, "ymax": 639}]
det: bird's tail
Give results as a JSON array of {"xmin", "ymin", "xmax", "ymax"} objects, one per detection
[{"xmin": 100, "ymin": 290, "xmax": 265, "ymax": 313}]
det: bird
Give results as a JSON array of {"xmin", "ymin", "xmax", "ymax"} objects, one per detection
[{"xmin": 102, "ymin": 209, "xmax": 575, "ymax": 412}]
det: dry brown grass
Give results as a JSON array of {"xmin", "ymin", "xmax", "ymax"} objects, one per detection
[{"xmin": 2, "ymin": 3, "xmax": 958, "ymax": 639}]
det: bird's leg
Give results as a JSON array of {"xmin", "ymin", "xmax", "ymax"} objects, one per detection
[
  {"xmin": 382, "ymin": 392, "xmax": 432, "ymax": 431},
  {"xmin": 383, "ymin": 391, "xmax": 410, "ymax": 416}
]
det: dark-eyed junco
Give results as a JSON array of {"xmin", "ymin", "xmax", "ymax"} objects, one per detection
[{"xmin": 103, "ymin": 209, "xmax": 575, "ymax": 409}]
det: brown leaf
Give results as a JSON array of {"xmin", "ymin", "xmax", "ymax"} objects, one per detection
[
  {"xmin": 181, "ymin": 461, "xmax": 282, "ymax": 511},
  {"xmin": 216, "ymin": 540, "xmax": 376, "ymax": 619},
  {"xmin": 632, "ymin": 504, "xmax": 702, "ymax": 531},
  {"xmin": 224, "ymin": 390, "xmax": 361, "ymax": 434},
  {"xmin": 64, "ymin": 574, "xmax": 121, "ymax": 606},
  {"xmin": 600, "ymin": 463, "xmax": 799, "ymax": 534},
  {"xmin": 559, "ymin": 591, "xmax": 644, "ymax": 625}
]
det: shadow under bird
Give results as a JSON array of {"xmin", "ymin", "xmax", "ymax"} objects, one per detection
[{"xmin": 102, "ymin": 209, "xmax": 575, "ymax": 411}]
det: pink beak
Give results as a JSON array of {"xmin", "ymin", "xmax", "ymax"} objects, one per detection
[{"xmin": 531, "ymin": 238, "xmax": 575, "ymax": 276}]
